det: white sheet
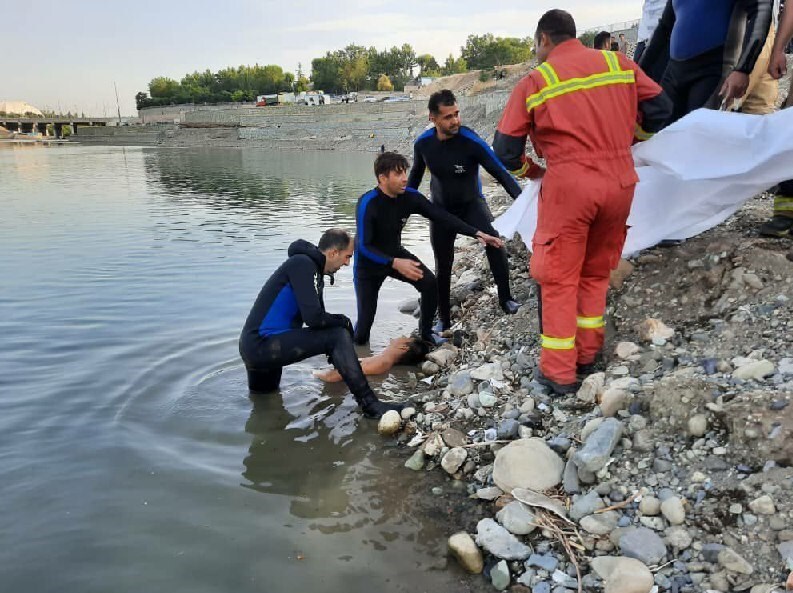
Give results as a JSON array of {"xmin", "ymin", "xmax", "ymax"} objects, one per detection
[{"xmin": 493, "ymin": 108, "xmax": 793, "ymax": 256}]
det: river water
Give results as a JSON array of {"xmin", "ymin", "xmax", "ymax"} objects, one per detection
[{"xmin": 0, "ymin": 145, "xmax": 482, "ymax": 593}]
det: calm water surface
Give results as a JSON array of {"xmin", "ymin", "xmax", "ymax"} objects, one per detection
[{"xmin": 0, "ymin": 145, "xmax": 479, "ymax": 593}]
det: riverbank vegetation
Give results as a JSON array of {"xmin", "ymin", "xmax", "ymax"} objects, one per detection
[{"xmin": 134, "ymin": 34, "xmax": 533, "ymax": 109}]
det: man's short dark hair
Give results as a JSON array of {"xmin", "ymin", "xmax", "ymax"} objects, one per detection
[
  {"xmin": 536, "ymin": 9, "xmax": 576, "ymax": 44},
  {"xmin": 395, "ymin": 337, "xmax": 430, "ymax": 365},
  {"xmin": 594, "ymin": 31, "xmax": 611, "ymax": 49},
  {"xmin": 428, "ymin": 89, "xmax": 457, "ymax": 114},
  {"xmin": 318, "ymin": 228, "xmax": 351, "ymax": 251},
  {"xmin": 374, "ymin": 151, "xmax": 410, "ymax": 179}
]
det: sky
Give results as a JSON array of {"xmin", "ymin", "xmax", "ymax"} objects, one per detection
[{"xmin": 2, "ymin": 0, "xmax": 641, "ymax": 116}]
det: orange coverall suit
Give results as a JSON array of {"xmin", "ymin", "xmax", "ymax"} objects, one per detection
[{"xmin": 493, "ymin": 39, "xmax": 671, "ymax": 385}]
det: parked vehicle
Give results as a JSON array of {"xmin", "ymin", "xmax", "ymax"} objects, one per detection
[{"xmin": 362, "ymin": 96, "xmax": 377, "ymax": 103}]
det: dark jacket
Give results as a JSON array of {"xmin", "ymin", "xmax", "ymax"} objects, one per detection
[{"xmin": 240, "ymin": 239, "xmax": 348, "ymax": 339}]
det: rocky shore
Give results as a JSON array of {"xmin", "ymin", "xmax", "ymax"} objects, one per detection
[{"xmin": 379, "ymin": 188, "xmax": 793, "ymax": 593}]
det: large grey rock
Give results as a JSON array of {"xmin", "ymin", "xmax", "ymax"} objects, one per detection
[
  {"xmin": 600, "ymin": 388, "xmax": 630, "ymax": 417},
  {"xmin": 777, "ymin": 540, "xmax": 793, "ymax": 564},
  {"xmin": 577, "ymin": 372, "xmax": 605, "ymax": 403},
  {"xmin": 448, "ymin": 532, "xmax": 483, "ymax": 574},
  {"xmin": 573, "ymin": 418, "xmax": 624, "ymax": 472},
  {"xmin": 748, "ymin": 494, "xmax": 775, "ymax": 515},
  {"xmin": 441, "ymin": 447, "xmax": 468, "ymax": 474},
  {"xmin": 448, "ymin": 371, "xmax": 474, "ymax": 396},
  {"xmin": 687, "ymin": 414, "xmax": 708, "ymax": 437},
  {"xmin": 562, "ymin": 459, "xmax": 581, "ymax": 494},
  {"xmin": 660, "ymin": 496, "xmax": 686, "ymax": 525},
  {"xmin": 732, "ymin": 359, "xmax": 775, "ymax": 380},
  {"xmin": 638, "ymin": 496, "xmax": 661, "ymax": 516},
  {"xmin": 571, "ymin": 490, "xmax": 605, "ymax": 520},
  {"xmin": 475, "ymin": 518, "xmax": 532, "ymax": 560},
  {"xmin": 404, "ymin": 449, "xmax": 425, "ymax": 471},
  {"xmin": 619, "ymin": 527, "xmax": 667, "ymax": 565},
  {"xmin": 581, "ymin": 511, "xmax": 619, "ymax": 535},
  {"xmin": 493, "ymin": 438, "xmax": 564, "ymax": 493},
  {"xmin": 718, "ymin": 547, "xmax": 754, "ymax": 574},
  {"xmin": 427, "ymin": 348, "xmax": 457, "ymax": 367},
  {"xmin": 496, "ymin": 501, "xmax": 538, "ymax": 535},
  {"xmin": 490, "ymin": 559, "xmax": 510, "ymax": 590},
  {"xmin": 665, "ymin": 526, "xmax": 692, "ymax": 550},
  {"xmin": 590, "ymin": 556, "xmax": 654, "ymax": 593},
  {"xmin": 377, "ymin": 410, "xmax": 401, "ymax": 436},
  {"xmin": 471, "ymin": 362, "xmax": 504, "ymax": 381},
  {"xmin": 398, "ymin": 298, "xmax": 419, "ymax": 313}
]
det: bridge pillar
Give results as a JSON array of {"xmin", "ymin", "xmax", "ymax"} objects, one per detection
[{"xmin": 71, "ymin": 122, "xmax": 77, "ymax": 136}]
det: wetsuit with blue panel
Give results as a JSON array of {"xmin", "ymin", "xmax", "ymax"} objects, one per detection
[
  {"xmin": 407, "ymin": 125, "xmax": 523, "ymax": 330},
  {"xmin": 239, "ymin": 239, "xmax": 401, "ymax": 418},
  {"xmin": 639, "ymin": 0, "xmax": 772, "ymax": 124},
  {"xmin": 353, "ymin": 186, "xmax": 479, "ymax": 345}
]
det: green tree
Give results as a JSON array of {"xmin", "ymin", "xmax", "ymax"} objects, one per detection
[
  {"xmin": 417, "ymin": 54, "xmax": 441, "ymax": 77},
  {"xmin": 311, "ymin": 54, "xmax": 343, "ymax": 92},
  {"xmin": 578, "ymin": 31, "xmax": 597, "ymax": 48},
  {"xmin": 461, "ymin": 33, "xmax": 533, "ymax": 69},
  {"xmin": 377, "ymin": 73, "xmax": 394, "ymax": 91},
  {"xmin": 149, "ymin": 76, "xmax": 181, "ymax": 99},
  {"xmin": 442, "ymin": 54, "xmax": 468, "ymax": 75}
]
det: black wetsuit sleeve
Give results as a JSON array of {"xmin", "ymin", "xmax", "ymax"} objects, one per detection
[
  {"xmin": 734, "ymin": 0, "xmax": 773, "ymax": 73},
  {"xmin": 407, "ymin": 190, "xmax": 479, "ymax": 237},
  {"xmin": 638, "ymin": 0, "xmax": 675, "ymax": 82},
  {"xmin": 473, "ymin": 138, "xmax": 523, "ymax": 199},
  {"xmin": 407, "ymin": 142, "xmax": 426, "ymax": 189},
  {"xmin": 359, "ymin": 197, "xmax": 394, "ymax": 266},
  {"xmin": 286, "ymin": 257, "xmax": 346, "ymax": 329}
]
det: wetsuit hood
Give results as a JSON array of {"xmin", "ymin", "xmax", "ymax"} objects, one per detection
[{"xmin": 287, "ymin": 239, "xmax": 334, "ymax": 284}]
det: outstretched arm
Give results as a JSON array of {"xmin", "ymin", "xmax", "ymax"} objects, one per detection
[{"xmin": 407, "ymin": 142, "xmax": 426, "ymax": 190}]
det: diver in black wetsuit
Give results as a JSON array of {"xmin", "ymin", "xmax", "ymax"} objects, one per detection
[
  {"xmin": 353, "ymin": 152, "xmax": 504, "ymax": 346},
  {"xmin": 407, "ymin": 90, "xmax": 523, "ymax": 333},
  {"xmin": 239, "ymin": 228, "xmax": 404, "ymax": 419}
]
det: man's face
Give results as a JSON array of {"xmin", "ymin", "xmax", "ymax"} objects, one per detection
[
  {"xmin": 378, "ymin": 168, "xmax": 408, "ymax": 196},
  {"xmin": 430, "ymin": 103, "xmax": 461, "ymax": 137},
  {"xmin": 324, "ymin": 243, "xmax": 354, "ymax": 273}
]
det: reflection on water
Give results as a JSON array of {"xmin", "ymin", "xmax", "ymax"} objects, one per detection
[{"xmin": 0, "ymin": 144, "xmax": 481, "ymax": 593}]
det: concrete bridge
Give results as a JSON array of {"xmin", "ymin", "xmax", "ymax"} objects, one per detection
[{"xmin": 0, "ymin": 116, "xmax": 114, "ymax": 137}]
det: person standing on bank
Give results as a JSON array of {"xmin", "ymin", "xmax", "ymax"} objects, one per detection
[
  {"xmin": 239, "ymin": 228, "xmax": 404, "ymax": 419},
  {"xmin": 407, "ymin": 90, "xmax": 523, "ymax": 334},
  {"xmin": 493, "ymin": 9, "xmax": 672, "ymax": 395},
  {"xmin": 354, "ymin": 152, "xmax": 504, "ymax": 346}
]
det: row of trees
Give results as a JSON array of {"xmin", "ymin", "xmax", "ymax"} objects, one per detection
[{"xmin": 135, "ymin": 34, "xmax": 534, "ymax": 109}]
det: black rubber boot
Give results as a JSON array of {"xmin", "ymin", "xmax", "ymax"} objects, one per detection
[
  {"xmin": 500, "ymin": 299, "xmax": 521, "ymax": 315},
  {"xmin": 576, "ymin": 362, "xmax": 597, "ymax": 379},
  {"xmin": 358, "ymin": 393, "xmax": 406, "ymax": 419},
  {"xmin": 758, "ymin": 215, "xmax": 793, "ymax": 237},
  {"xmin": 535, "ymin": 368, "xmax": 580, "ymax": 396}
]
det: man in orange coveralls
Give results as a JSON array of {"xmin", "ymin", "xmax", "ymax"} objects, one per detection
[{"xmin": 493, "ymin": 9, "xmax": 672, "ymax": 395}]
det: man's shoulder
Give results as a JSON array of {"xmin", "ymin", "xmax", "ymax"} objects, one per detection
[
  {"xmin": 457, "ymin": 126, "xmax": 492, "ymax": 152},
  {"xmin": 414, "ymin": 127, "xmax": 436, "ymax": 146},
  {"xmin": 358, "ymin": 187, "xmax": 380, "ymax": 203}
]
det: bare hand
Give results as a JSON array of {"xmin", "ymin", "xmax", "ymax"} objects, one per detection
[
  {"xmin": 392, "ymin": 257, "xmax": 424, "ymax": 281},
  {"xmin": 476, "ymin": 231, "xmax": 504, "ymax": 249},
  {"xmin": 719, "ymin": 71, "xmax": 750, "ymax": 108},
  {"xmin": 768, "ymin": 50, "xmax": 787, "ymax": 80}
]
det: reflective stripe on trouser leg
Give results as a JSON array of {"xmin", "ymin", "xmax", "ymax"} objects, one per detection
[
  {"xmin": 576, "ymin": 314, "xmax": 606, "ymax": 365},
  {"xmin": 773, "ymin": 195, "xmax": 793, "ymax": 216},
  {"xmin": 541, "ymin": 334, "xmax": 576, "ymax": 350}
]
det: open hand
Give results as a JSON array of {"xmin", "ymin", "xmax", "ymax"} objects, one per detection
[
  {"xmin": 476, "ymin": 231, "xmax": 505, "ymax": 249},
  {"xmin": 719, "ymin": 71, "xmax": 749, "ymax": 108},
  {"xmin": 392, "ymin": 257, "xmax": 424, "ymax": 281}
]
